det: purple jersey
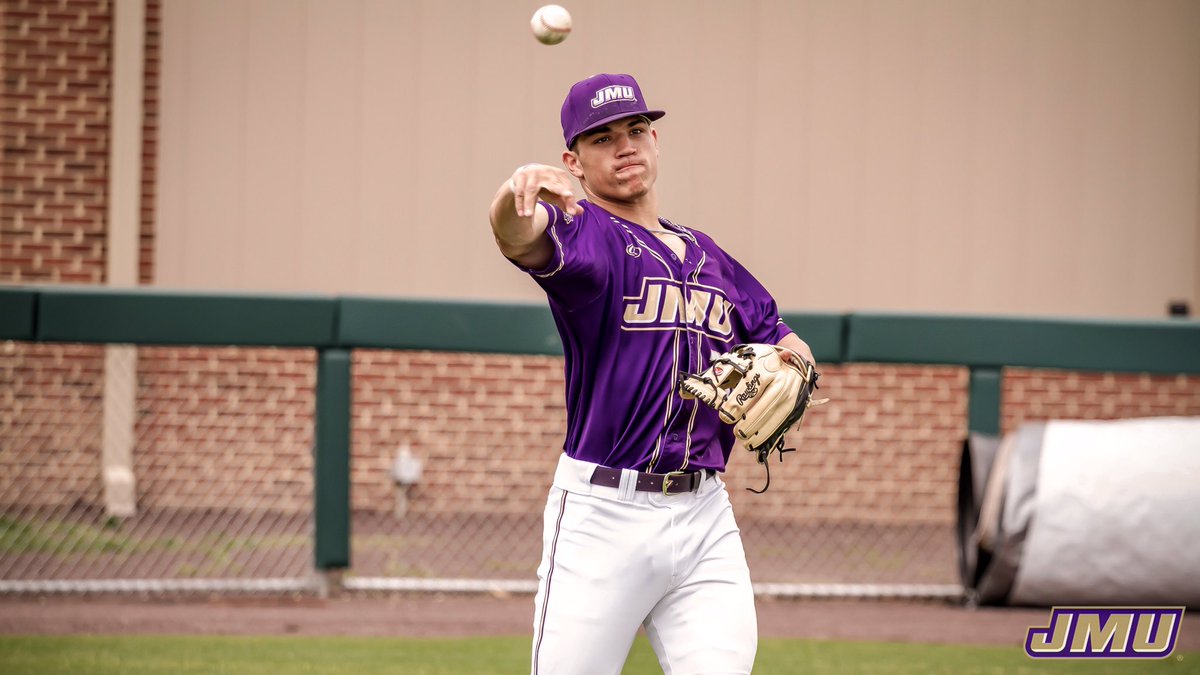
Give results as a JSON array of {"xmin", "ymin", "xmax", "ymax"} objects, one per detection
[{"xmin": 515, "ymin": 200, "xmax": 793, "ymax": 473}]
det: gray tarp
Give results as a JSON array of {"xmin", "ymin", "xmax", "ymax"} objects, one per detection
[{"xmin": 958, "ymin": 417, "xmax": 1200, "ymax": 606}]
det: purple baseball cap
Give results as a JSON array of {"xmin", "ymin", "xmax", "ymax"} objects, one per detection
[{"xmin": 561, "ymin": 73, "xmax": 666, "ymax": 149}]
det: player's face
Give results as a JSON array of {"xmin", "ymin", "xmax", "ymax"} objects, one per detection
[{"xmin": 564, "ymin": 116, "xmax": 659, "ymax": 203}]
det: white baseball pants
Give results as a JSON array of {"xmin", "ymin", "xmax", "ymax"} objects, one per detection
[{"xmin": 531, "ymin": 454, "xmax": 758, "ymax": 674}]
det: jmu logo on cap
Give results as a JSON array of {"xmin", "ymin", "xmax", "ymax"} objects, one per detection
[
  {"xmin": 591, "ymin": 85, "xmax": 636, "ymax": 108},
  {"xmin": 1025, "ymin": 607, "xmax": 1184, "ymax": 659}
]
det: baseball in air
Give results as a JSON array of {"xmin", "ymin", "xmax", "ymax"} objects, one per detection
[{"xmin": 531, "ymin": 5, "xmax": 572, "ymax": 45}]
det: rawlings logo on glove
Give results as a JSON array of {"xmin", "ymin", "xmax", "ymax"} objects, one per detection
[
  {"xmin": 735, "ymin": 375, "xmax": 760, "ymax": 406},
  {"xmin": 680, "ymin": 343, "xmax": 828, "ymax": 493}
]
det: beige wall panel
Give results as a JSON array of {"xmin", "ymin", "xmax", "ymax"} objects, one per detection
[
  {"xmin": 800, "ymin": 0, "xmax": 868, "ymax": 308},
  {"xmin": 160, "ymin": 0, "xmax": 248, "ymax": 286},
  {"xmin": 1132, "ymin": 0, "xmax": 1200, "ymax": 316},
  {"xmin": 860, "ymin": 1, "xmax": 924, "ymax": 310},
  {"xmin": 299, "ymin": 0, "xmax": 364, "ymax": 293},
  {"xmin": 1074, "ymin": 0, "xmax": 1136, "ymax": 316},
  {"xmin": 746, "ymin": 0, "xmax": 813, "ymax": 304},
  {"xmin": 358, "ymin": 0, "xmax": 420, "ymax": 294},
  {"xmin": 1024, "ymin": 0, "xmax": 1087, "ymax": 312},
  {"xmin": 912, "ymin": 0, "xmax": 975, "ymax": 311},
  {"xmin": 968, "ymin": 0, "xmax": 1031, "ymax": 316},
  {"xmin": 157, "ymin": 0, "xmax": 1200, "ymax": 317},
  {"xmin": 243, "ymin": 0, "xmax": 305, "ymax": 289}
]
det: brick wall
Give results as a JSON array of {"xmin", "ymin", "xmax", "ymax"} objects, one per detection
[
  {"xmin": 722, "ymin": 364, "xmax": 968, "ymax": 523},
  {"xmin": 133, "ymin": 347, "xmax": 314, "ymax": 513},
  {"xmin": 351, "ymin": 350, "xmax": 567, "ymax": 517},
  {"xmin": 0, "ymin": 0, "xmax": 156, "ymax": 285},
  {"xmin": 1003, "ymin": 369, "xmax": 1200, "ymax": 431},
  {"xmin": 0, "ymin": 342, "xmax": 104, "ymax": 509},
  {"xmin": 0, "ymin": 1, "xmax": 113, "ymax": 511},
  {"xmin": 138, "ymin": 0, "xmax": 156, "ymax": 284},
  {"xmin": 348, "ymin": 357, "xmax": 1200, "ymax": 525},
  {"xmin": 1, "ymin": 0, "xmax": 111, "ymax": 283}
]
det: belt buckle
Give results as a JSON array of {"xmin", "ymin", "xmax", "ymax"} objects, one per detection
[{"xmin": 661, "ymin": 470, "xmax": 687, "ymax": 495}]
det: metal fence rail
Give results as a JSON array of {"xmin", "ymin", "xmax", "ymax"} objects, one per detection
[{"xmin": 341, "ymin": 515, "xmax": 961, "ymax": 599}]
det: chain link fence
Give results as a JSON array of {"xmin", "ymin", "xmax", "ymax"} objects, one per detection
[
  {"xmin": 2, "ymin": 342, "xmax": 962, "ymax": 597},
  {"xmin": 0, "ymin": 343, "xmax": 315, "ymax": 593}
]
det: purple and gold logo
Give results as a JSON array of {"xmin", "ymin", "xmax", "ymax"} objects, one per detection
[
  {"xmin": 622, "ymin": 277, "xmax": 735, "ymax": 341},
  {"xmin": 590, "ymin": 85, "xmax": 636, "ymax": 108},
  {"xmin": 1025, "ymin": 607, "xmax": 1184, "ymax": 659}
]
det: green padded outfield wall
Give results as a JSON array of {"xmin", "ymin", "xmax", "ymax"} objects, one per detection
[
  {"xmin": 34, "ymin": 287, "xmax": 338, "ymax": 347},
  {"xmin": 779, "ymin": 312, "xmax": 845, "ymax": 363},
  {"xmin": 337, "ymin": 298, "xmax": 561, "ymax": 355},
  {"xmin": 845, "ymin": 313, "xmax": 1200, "ymax": 375},
  {"xmin": 337, "ymin": 299, "xmax": 848, "ymax": 362},
  {"xmin": 0, "ymin": 287, "xmax": 37, "ymax": 341}
]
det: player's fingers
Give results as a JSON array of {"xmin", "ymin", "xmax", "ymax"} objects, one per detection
[
  {"xmin": 562, "ymin": 192, "xmax": 580, "ymax": 215},
  {"xmin": 514, "ymin": 168, "xmax": 539, "ymax": 218},
  {"xmin": 778, "ymin": 345, "xmax": 811, "ymax": 370},
  {"xmin": 510, "ymin": 171, "xmax": 526, "ymax": 217},
  {"xmin": 798, "ymin": 348, "xmax": 816, "ymax": 369},
  {"xmin": 798, "ymin": 343, "xmax": 816, "ymax": 366},
  {"xmin": 521, "ymin": 179, "xmax": 543, "ymax": 218},
  {"xmin": 539, "ymin": 175, "xmax": 578, "ymax": 215},
  {"xmin": 527, "ymin": 174, "xmax": 565, "ymax": 217},
  {"xmin": 553, "ymin": 177, "xmax": 580, "ymax": 215},
  {"xmin": 512, "ymin": 165, "xmax": 578, "ymax": 217}
]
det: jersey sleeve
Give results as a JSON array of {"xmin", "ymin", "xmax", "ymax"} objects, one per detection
[{"xmin": 509, "ymin": 201, "xmax": 610, "ymax": 309}]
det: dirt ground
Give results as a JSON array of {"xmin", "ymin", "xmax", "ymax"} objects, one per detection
[{"xmin": 1, "ymin": 593, "xmax": 1195, "ymax": 651}]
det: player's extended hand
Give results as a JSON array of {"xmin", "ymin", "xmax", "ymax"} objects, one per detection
[{"xmin": 510, "ymin": 164, "xmax": 581, "ymax": 218}]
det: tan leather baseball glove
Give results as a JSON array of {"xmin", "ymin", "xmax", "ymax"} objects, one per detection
[{"xmin": 679, "ymin": 343, "xmax": 827, "ymax": 492}]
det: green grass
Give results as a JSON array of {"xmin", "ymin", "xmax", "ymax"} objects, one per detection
[
  {"xmin": 0, "ymin": 516, "xmax": 144, "ymax": 556},
  {"xmin": 0, "ymin": 635, "xmax": 1196, "ymax": 674},
  {"xmin": 0, "ymin": 516, "xmax": 305, "ymax": 562}
]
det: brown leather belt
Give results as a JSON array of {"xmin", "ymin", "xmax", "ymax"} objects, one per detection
[{"xmin": 589, "ymin": 466, "xmax": 710, "ymax": 495}]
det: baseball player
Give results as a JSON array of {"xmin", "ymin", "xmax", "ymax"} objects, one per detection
[{"xmin": 488, "ymin": 73, "xmax": 816, "ymax": 675}]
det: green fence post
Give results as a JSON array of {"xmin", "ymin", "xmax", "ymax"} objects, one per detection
[
  {"xmin": 314, "ymin": 348, "xmax": 351, "ymax": 573},
  {"xmin": 967, "ymin": 367, "xmax": 1002, "ymax": 436}
]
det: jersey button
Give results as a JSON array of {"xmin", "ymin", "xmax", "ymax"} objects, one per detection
[{"xmin": 670, "ymin": 434, "xmax": 679, "ymax": 441}]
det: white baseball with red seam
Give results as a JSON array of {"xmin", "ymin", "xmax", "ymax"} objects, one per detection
[{"xmin": 531, "ymin": 5, "xmax": 572, "ymax": 45}]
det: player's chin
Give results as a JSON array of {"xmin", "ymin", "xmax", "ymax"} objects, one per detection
[
  {"xmin": 613, "ymin": 173, "xmax": 652, "ymax": 196},
  {"xmin": 614, "ymin": 182, "xmax": 650, "ymax": 200}
]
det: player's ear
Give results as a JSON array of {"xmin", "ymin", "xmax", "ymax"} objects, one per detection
[{"xmin": 562, "ymin": 149, "xmax": 584, "ymax": 178}]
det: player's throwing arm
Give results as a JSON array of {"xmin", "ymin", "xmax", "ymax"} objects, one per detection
[{"xmin": 489, "ymin": 164, "xmax": 580, "ymax": 269}]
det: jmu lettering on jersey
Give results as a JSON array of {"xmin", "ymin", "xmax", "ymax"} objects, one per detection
[{"xmin": 623, "ymin": 278, "xmax": 734, "ymax": 340}]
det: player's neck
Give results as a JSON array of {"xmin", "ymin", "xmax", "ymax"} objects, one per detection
[{"xmin": 585, "ymin": 190, "xmax": 660, "ymax": 230}]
